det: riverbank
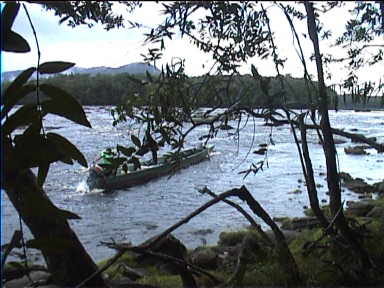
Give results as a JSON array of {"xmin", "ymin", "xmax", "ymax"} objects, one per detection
[
  {"xmin": 4, "ymin": 185, "xmax": 384, "ymax": 287},
  {"xmin": 95, "ymin": 186, "xmax": 384, "ymax": 287},
  {"xmin": 2, "ymin": 108, "xmax": 383, "ymax": 277}
]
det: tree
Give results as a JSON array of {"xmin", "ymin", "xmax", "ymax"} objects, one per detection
[
  {"xmin": 304, "ymin": 1, "xmax": 372, "ymax": 273},
  {"xmin": 112, "ymin": 1, "xmax": 382, "ymax": 284},
  {"xmin": 2, "ymin": 1, "xmax": 383, "ymax": 286},
  {"xmin": 1, "ymin": 1, "xmax": 139, "ymax": 286}
]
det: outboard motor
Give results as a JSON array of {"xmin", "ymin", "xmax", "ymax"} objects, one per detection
[{"xmin": 86, "ymin": 165, "xmax": 105, "ymax": 190}]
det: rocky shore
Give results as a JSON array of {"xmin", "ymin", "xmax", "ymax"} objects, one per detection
[{"xmin": 3, "ymin": 172, "xmax": 384, "ymax": 288}]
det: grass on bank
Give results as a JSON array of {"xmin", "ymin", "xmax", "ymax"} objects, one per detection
[{"xmin": 97, "ymin": 197, "xmax": 384, "ymax": 287}]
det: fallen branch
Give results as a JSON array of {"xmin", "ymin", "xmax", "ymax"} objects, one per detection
[
  {"xmin": 223, "ymin": 234, "xmax": 255, "ymax": 288},
  {"xmin": 241, "ymin": 108, "xmax": 384, "ymax": 152},
  {"xmin": 141, "ymin": 188, "xmax": 242, "ymax": 250},
  {"xmin": 103, "ymin": 243, "xmax": 221, "ymax": 286},
  {"xmin": 328, "ymin": 127, "xmax": 384, "ymax": 152},
  {"xmin": 76, "ymin": 187, "xmax": 243, "ymax": 288},
  {"xmin": 198, "ymin": 186, "xmax": 272, "ymax": 246},
  {"xmin": 234, "ymin": 186, "xmax": 301, "ymax": 285},
  {"xmin": 83, "ymin": 185, "xmax": 301, "ymax": 287},
  {"xmin": 74, "ymin": 249, "xmax": 127, "ymax": 288},
  {"xmin": 1, "ymin": 230, "xmax": 22, "ymax": 269}
]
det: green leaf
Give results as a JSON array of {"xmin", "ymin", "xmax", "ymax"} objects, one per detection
[
  {"xmin": 2, "ymin": 2, "xmax": 20, "ymax": 30},
  {"xmin": 22, "ymin": 119, "xmax": 42, "ymax": 137},
  {"xmin": 39, "ymin": 84, "xmax": 91, "ymax": 128},
  {"xmin": 46, "ymin": 132, "xmax": 88, "ymax": 167},
  {"xmin": 251, "ymin": 64, "xmax": 261, "ymax": 80},
  {"xmin": 13, "ymin": 133, "xmax": 62, "ymax": 168},
  {"xmin": 3, "ymin": 29, "xmax": 31, "ymax": 53},
  {"xmin": 24, "ymin": 191, "xmax": 81, "ymax": 220},
  {"xmin": 2, "ymin": 104, "xmax": 42, "ymax": 135},
  {"xmin": 37, "ymin": 162, "xmax": 50, "ymax": 187},
  {"xmin": 116, "ymin": 145, "xmax": 136, "ymax": 157},
  {"xmin": 5, "ymin": 67, "xmax": 36, "ymax": 91},
  {"xmin": 2, "ymin": 83, "xmax": 36, "ymax": 120},
  {"xmin": 131, "ymin": 134, "xmax": 142, "ymax": 147},
  {"xmin": 38, "ymin": 61, "xmax": 75, "ymax": 74}
]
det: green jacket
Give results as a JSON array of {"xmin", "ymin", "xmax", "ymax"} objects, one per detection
[{"xmin": 100, "ymin": 151, "xmax": 115, "ymax": 167}]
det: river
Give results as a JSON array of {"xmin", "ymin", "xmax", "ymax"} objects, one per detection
[{"xmin": 2, "ymin": 107, "xmax": 384, "ymax": 263}]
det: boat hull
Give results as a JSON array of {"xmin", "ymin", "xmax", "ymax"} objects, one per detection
[{"xmin": 87, "ymin": 146, "xmax": 212, "ymax": 191}]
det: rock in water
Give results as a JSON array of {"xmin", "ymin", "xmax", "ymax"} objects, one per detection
[
  {"xmin": 344, "ymin": 145, "xmax": 368, "ymax": 155},
  {"xmin": 345, "ymin": 201, "xmax": 374, "ymax": 217}
]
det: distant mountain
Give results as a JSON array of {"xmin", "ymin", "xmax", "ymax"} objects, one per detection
[{"xmin": 1, "ymin": 62, "xmax": 161, "ymax": 82}]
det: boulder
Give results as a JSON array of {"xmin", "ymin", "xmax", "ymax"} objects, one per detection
[
  {"xmin": 343, "ymin": 178, "xmax": 376, "ymax": 194},
  {"xmin": 253, "ymin": 148, "xmax": 267, "ymax": 155},
  {"xmin": 288, "ymin": 189, "xmax": 302, "ymax": 194},
  {"xmin": 351, "ymin": 134, "xmax": 377, "ymax": 143},
  {"xmin": 264, "ymin": 229, "xmax": 299, "ymax": 244},
  {"xmin": 191, "ymin": 228, "xmax": 214, "ymax": 236},
  {"xmin": 344, "ymin": 145, "xmax": 368, "ymax": 155},
  {"xmin": 333, "ymin": 137, "xmax": 348, "ymax": 144},
  {"xmin": 189, "ymin": 247, "xmax": 218, "ymax": 270},
  {"xmin": 339, "ymin": 172, "xmax": 353, "ymax": 182},
  {"xmin": 358, "ymin": 193, "xmax": 373, "ymax": 200},
  {"xmin": 198, "ymin": 134, "xmax": 211, "ymax": 141},
  {"xmin": 280, "ymin": 217, "xmax": 320, "ymax": 231},
  {"xmin": 219, "ymin": 124, "xmax": 234, "ymax": 130},
  {"xmin": 5, "ymin": 271, "xmax": 51, "ymax": 288},
  {"xmin": 373, "ymin": 180, "xmax": 384, "ymax": 194},
  {"xmin": 345, "ymin": 201, "xmax": 374, "ymax": 217},
  {"xmin": 264, "ymin": 121, "xmax": 285, "ymax": 127},
  {"xmin": 118, "ymin": 264, "xmax": 146, "ymax": 281},
  {"xmin": 218, "ymin": 231, "xmax": 247, "ymax": 247},
  {"xmin": 366, "ymin": 206, "xmax": 384, "ymax": 219},
  {"xmin": 135, "ymin": 234, "xmax": 187, "ymax": 274}
]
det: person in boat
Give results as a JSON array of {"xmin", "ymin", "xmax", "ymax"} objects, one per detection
[
  {"xmin": 121, "ymin": 162, "xmax": 129, "ymax": 174},
  {"xmin": 138, "ymin": 131, "xmax": 159, "ymax": 165},
  {"xmin": 98, "ymin": 148, "xmax": 117, "ymax": 176},
  {"xmin": 150, "ymin": 143, "xmax": 158, "ymax": 165}
]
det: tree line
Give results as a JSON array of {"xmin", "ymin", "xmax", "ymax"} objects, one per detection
[
  {"xmin": 2, "ymin": 72, "xmax": 345, "ymax": 108},
  {"xmin": 5, "ymin": 70, "xmax": 383, "ymax": 110}
]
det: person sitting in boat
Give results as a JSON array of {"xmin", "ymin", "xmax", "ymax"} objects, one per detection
[
  {"xmin": 98, "ymin": 148, "xmax": 117, "ymax": 177},
  {"xmin": 140, "ymin": 132, "xmax": 159, "ymax": 165},
  {"xmin": 121, "ymin": 162, "xmax": 129, "ymax": 174}
]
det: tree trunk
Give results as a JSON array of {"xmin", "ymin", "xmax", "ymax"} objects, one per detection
[
  {"xmin": 298, "ymin": 116, "xmax": 330, "ymax": 229},
  {"xmin": 304, "ymin": 1, "xmax": 372, "ymax": 270},
  {"xmin": 4, "ymin": 167, "xmax": 105, "ymax": 287}
]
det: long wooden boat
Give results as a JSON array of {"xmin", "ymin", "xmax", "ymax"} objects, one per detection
[{"xmin": 86, "ymin": 145, "xmax": 214, "ymax": 191}]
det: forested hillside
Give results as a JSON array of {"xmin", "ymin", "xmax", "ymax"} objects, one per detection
[{"xmin": 4, "ymin": 72, "xmax": 347, "ymax": 108}]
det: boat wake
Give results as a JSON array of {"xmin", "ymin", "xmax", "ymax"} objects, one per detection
[
  {"xmin": 76, "ymin": 180, "xmax": 109, "ymax": 195},
  {"xmin": 76, "ymin": 180, "xmax": 104, "ymax": 195},
  {"xmin": 76, "ymin": 180, "xmax": 90, "ymax": 194}
]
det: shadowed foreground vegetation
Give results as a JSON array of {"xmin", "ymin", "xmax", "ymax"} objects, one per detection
[
  {"xmin": 92, "ymin": 195, "xmax": 384, "ymax": 287},
  {"xmin": 2, "ymin": 1, "xmax": 383, "ymax": 287}
]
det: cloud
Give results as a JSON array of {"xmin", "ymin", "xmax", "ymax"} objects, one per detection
[{"xmin": 2, "ymin": 1, "xmax": 382, "ymax": 89}]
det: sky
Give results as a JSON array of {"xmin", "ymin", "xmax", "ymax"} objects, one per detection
[{"xmin": 1, "ymin": 1, "xmax": 383, "ymax": 89}]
